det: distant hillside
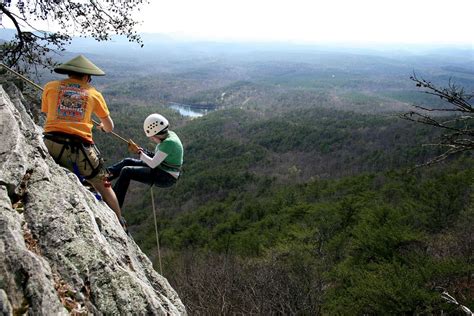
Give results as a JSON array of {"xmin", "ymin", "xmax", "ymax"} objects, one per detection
[
  {"xmin": 91, "ymin": 86, "xmax": 472, "ymax": 315},
  {"xmin": 90, "ymin": 40, "xmax": 473, "ymax": 113},
  {"xmin": 94, "ymin": 104, "xmax": 449, "ymax": 224},
  {"xmin": 3, "ymin": 28, "xmax": 472, "ymax": 99},
  {"xmin": 4, "ymin": 27, "xmax": 470, "ymax": 313},
  {"xmin": 113, "ymin": 104, "xmax": 472, "ymax": 314},
  {"xmin": 157, "ymin": 159, "xmax": 473, "ymax": 315}
]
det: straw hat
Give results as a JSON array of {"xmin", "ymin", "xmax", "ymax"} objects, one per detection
[{"xmin": 54, "ymin": 55, "xmax": 105, "ymax": 76}]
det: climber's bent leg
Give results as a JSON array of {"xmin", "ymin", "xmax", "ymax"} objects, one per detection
[
  {"xmin": 107, "ymin": 158, "xmax": 147, "ymax": 181},
  {"xmin": 113, "ymin": 165, "xmax": 154, "ymax": 207}
]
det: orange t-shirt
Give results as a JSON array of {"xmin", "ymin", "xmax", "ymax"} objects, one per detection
[{"xmin": 41, "ymin": 78, "xmax": 110, "ymax": 143}]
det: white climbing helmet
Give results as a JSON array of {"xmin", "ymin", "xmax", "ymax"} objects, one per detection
[{"xmin": 143, "ymin": 113, "xmax": 169, "ymax": 137}]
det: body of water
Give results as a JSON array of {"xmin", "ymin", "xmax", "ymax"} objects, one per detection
[{"xmin": 169, "ymin": 103, "xmax": 213, "ymax": 117}]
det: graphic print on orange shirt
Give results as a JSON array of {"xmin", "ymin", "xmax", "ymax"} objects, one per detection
[{"xmin": 56, "ymin": 83, "xmax": 89, "ymax": 121}]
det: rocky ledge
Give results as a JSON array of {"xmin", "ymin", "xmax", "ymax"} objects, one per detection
[{"xmin": 0, "ymin": 83, "xmax": 186, "ymax": 315}]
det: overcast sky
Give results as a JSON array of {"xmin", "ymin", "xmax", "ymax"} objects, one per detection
[
  {"xmin": 137, "ymin": 0, "xmax": 473, "ymax": 44},
  {"xmin": 1, "ymin": 0, "xmax": 472, "ymax": 45}
]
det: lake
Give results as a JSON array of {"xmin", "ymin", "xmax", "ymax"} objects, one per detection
[{"xmin": 168, "ymin": 103, "xmax": 213, "ymax": 118}]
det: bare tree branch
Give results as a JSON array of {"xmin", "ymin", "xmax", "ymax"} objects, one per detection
[
  {"xmin": 0, "ymin": 3, "xmax": 25, "ymax": 64},
  {"xmin": 0, "ymin": 0, "xmax": 148, "ymax": 74},
  {"xmin": 401, "ymin": 74, "xmax": 473, "ymax": 166}
]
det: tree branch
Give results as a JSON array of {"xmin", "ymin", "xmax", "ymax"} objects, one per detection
[
  {"xmin": 1, "ymin": 0, "xmax": 147, "ymax": 73},
  {"xmin": 401, "ymin": 73, "xmax": 473, "ymax": 166},
  {"xmin": 0, "ymin": 3, "xmax": 24, "ymax": 66}
]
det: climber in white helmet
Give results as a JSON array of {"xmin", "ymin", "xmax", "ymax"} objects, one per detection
[{"xmin": 106, "ymin": 113, "xmax": 184, "ymax": 208}]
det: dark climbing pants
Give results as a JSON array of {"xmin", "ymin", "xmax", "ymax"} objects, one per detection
[{"xmin": 107, "ymin": 158, "xmax": 177, "ymax": 207}]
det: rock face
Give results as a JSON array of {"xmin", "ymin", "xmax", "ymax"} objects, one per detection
[{"xmin": 0, "ymin": 83, "xmax": 186, "ymax": 315}]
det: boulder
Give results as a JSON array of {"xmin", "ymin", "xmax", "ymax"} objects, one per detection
[{"xmin": 0, "ymin": 83, "xmax": 186, "ymax": 315}]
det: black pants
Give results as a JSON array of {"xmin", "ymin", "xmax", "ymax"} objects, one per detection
[{"xmin": 108, "ymin": 158, "xmax": 177, "ymax": 207}]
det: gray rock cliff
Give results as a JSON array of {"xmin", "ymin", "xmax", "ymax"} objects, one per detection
[{"xmin": 0, "ymin": 82, "xmax": 186, "ymax": 315}]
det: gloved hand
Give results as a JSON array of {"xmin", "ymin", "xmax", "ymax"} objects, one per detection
[{"xmin": 127, "ymin": 139, "xmax": 141, "ymax": 154}]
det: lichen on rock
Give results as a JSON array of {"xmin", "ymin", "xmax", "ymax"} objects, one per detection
[{"xmin": 0, "ymin": 83, "xmax": 186, "ymax": 315}]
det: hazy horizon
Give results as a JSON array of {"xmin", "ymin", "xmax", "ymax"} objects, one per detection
[
  {"xmin": 1, "ymin": 0, "xmax": 473, "ymax": 45},
  {"xmin": 0, "ymin": 28, "xmax": 472, "ymax": 54}
]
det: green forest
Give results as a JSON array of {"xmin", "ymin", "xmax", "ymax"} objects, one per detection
[
  {"xmin": 87, "ymin": 46, "xmax": 473, "ymax": 314},
  {"xmin": 1, "ymin": 2, "xmax": 472, "ymax": 314},
  {"xmin": 96, "ymin": 109, "xmax": 472, "ymax": 314},
  {"xmin": 1, "ymin": 38, "xmax": 468, "ymax": 313}
]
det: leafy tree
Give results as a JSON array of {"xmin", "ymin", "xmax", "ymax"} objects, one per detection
[
  {"xmin": 401, "ymin": 74, "xmax": 473, "ymax": 166},
  {"xmin": 0, "ymin": 0, "xmax": 147, "ymax": 72}
]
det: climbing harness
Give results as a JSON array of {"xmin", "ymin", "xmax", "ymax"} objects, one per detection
[
  {"xmin": 43, "ymin": 132, "xmax": 104, "ymax": 180},
  {"xmin": 159, "ymin": 160, "xmax": 183, "ymax": 173}
]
